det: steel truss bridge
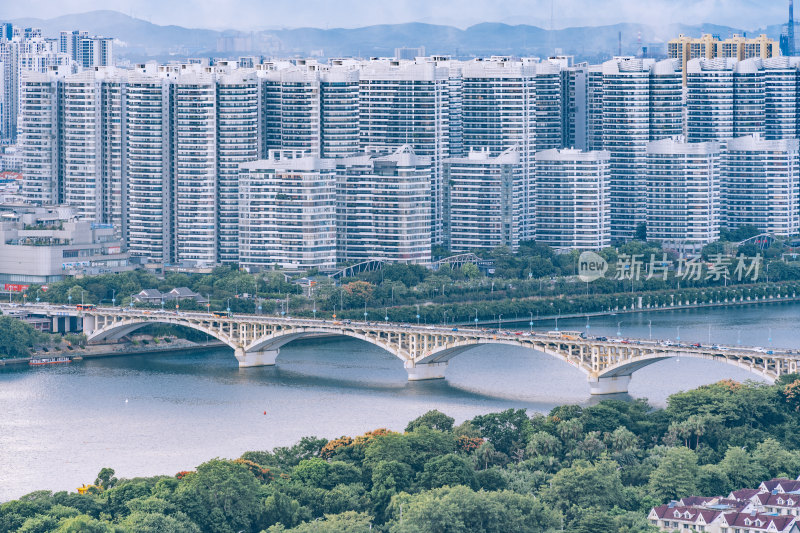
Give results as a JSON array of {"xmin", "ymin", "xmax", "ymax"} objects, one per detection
[{"xmin": 6, "ymin": 304, "xmax": 798, "ymax": 395}]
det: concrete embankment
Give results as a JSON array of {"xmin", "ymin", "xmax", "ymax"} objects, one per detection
[{"xmin": 0, "ymin": 339, "xmax": 225, "ymax": 367}]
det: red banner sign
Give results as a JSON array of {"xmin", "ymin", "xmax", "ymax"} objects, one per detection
[{"xmin": 4, "ymin": 283, "xmax": 29, "ymax": 292}]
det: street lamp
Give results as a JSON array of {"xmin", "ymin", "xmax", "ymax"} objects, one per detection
[
  {"xmin": 363, "ymin": 300, "xmax": 368, "ymax": 322},
  {"xmin": 529, "ymin": 312, "xmax": 533, "ymax": 333},
  {"xmin": 416, "ymin": 304, "xmax": 420, "ymax": 325},
  {"xmin": 313, "ymin": 299, "xmax": 317, "ymax": 320},
  {"xmin": 68, "ymin": 293, "xmax": 72, "ymax": 307},
  {"xmin": 443, "ymin": 310, "xmax": 448, "ymax": 326},
  {"xmin": 617, "ymin": 321, "xmax": 622, "ymax": 336},
  {"xmin": 676, "ymin": 326, "xmax": 681, "ymax": 342},
  {"xmin": 648, "ymin": 320, "xmax": 652, "ymax": 340},
  {"xmin": 36, "ymin": 289, "xmax": 40, "ymax": 303},
  {"xmin": 384, "ymin": 308, "xmax": 389, "ymax": 322},
  {"xmin": 227, "ymin": 298, "xmax": 232, "ymax": 317},
  {"xmin": 112, "ymin": 289, "xmax": 116, "ymax": 308},
  {"xmin": 474, "ymin": 308, "xmax": 479, "ymax": 329},
  {"xmin": 498, "ymin": 314, "xmax": 502, "ymax": 331}
]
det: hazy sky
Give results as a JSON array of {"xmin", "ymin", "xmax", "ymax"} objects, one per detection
[{"xmin": 2, "ymin": 0, "xmax": 789, "ymax": 30}]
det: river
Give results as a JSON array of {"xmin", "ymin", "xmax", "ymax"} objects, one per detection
[{"xmin": 0, "ymin": 301, "xmax": 797, "ymax": 501}]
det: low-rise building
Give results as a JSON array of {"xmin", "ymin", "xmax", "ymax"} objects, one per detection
[
  {"xmin": 649, "ymin": 477, "xmax": 800, "ymax": 533},
  {"xmin": 0, "ymin": 205, "xmax": 130, "ymax": 287}
]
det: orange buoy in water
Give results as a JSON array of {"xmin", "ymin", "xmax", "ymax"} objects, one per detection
[{"xmin": 263, "ymin": 411, "xmax": 266, "ymax": 415}]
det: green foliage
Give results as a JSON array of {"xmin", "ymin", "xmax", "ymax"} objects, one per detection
[
  {"xmin": 8, "ymin": 380, "xmax": 800, "ymax": 532},
  {"xmin": 648, "ymin": 447, "xmax": 699, "ymax": 501},
  {"xmin": 0, "ymin": 315, "xmax": 47, "ymax": 358},
  {"xmin": 386, "ymin": 485, "xmax": 559, "ymax": 533},
  {"xmin": 405, "ymin": 409, "xmax": 455, "ymax": 433},
  {"xmin": 175, "ymin": 458, "xmax": 264, "ymax": 533}
]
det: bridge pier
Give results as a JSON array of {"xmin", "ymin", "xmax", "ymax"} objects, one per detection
[
  {"xmin": 405, "ymin": 361, "xmax": 448, "ymax": 381},
  {"xmin": 235, "ymin": 347, "xmax": 279, "ymax": 368},
  {"xmin": 588, "ymin": 375, "xmax": 631, "ymax": 395}
]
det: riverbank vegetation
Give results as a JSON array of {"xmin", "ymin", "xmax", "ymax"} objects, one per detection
[
  {"xmin": 8, "ymin": 232, "xmax": 800, "ymax": 320},
  {"xmin": 4, "ymin": 377, "xmax": 800, "ymax": 532}
]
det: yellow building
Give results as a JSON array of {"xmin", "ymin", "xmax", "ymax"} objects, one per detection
[{"xmin": 668, "ymin": 33, "xmax": 780, "ymax": 84}]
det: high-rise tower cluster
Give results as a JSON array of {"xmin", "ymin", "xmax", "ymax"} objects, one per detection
[{"xmin": 15, "ymin": 53, "xmax": 800, "ymax": 268}]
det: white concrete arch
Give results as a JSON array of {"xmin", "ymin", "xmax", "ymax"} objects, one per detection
[
  {"xmin": 245, "ymin": 327, "xmax": 413, "ymax": 362},
  {"xmin": 415, "ymin": 338, "xmax": 592, "ymax": 375},
  {"xmin": 86, "ymin": 317, "xmax": 239, "ymax": 352},
  {"xmin": 596, "ymin": 351, "xmax": 779, "ymax": 383}
]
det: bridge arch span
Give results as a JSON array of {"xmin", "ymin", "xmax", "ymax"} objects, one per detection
[
  {"xmin": 244, "ymin": 327, "xmax": 412, "ymax": 363},
  {"xmin": 85, "ymin": 317, "xmax": 240, "ymax": 352},
  {"xmin": 596, "ymin": 351, "xmax": 779, "ymax": 382},
  {"xmin": 414, "ymin": 338, "xmax": 592, "ymax": 376}
]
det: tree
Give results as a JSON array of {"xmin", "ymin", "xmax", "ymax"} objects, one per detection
[
  {"xmin": 471, "ymin": 409, "xmax": 531, "ymax": 457},
  {"xmin": 121, "ymin": 511, "xmax": 201, "ymax": 533},
  {"xmin": 543, "ymin": 459, "xmax": 625, "ymax": 516},
  {"xmin": 263, "ymin": 492, "xmax": 311, "ymax": 530},
  {"xmin": 0, "ymin": 315, "xmax": 46, "ymax": 358},
  {"xmin": 648, "ymin": 447, "xmax": 698, "ymax": 501},
  {"xmin": 386, "ymin": 486, "xmax": 558, "ymax": 533},
  {"xmin": 405, "ymin": 410, "xmax": 455, "ymax": 433},
  {"xmin": 460, "ymin": 263, "xmax": 481, "ymax": 280},
  {"xmin": 267, "ymin": 511, "xmax": 373, "ymax": 532},
  {"xmin": 416, "ymin": 454, "xmax": 477, "ymax": 490},
  {"xmin": 175, "ymin": 459, "xmax": 264, "ymax": 533},
  {"xmin": 94, "ymin": 468, "xmax": 118, "ymax": 490},
  {"xmin": 718, "ymin": 446, "xmax": 766, "ymax": 490}
]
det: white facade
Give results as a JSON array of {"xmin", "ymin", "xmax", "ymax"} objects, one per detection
[
  {"xmin": 723, "ymin": 135, "xmax": 800, "ymax": 236},
  {"xmin": 238, "ymin": 152, "xmax": 337, "ymax": 270},
  {"xmin": 172, "ymin": 73, "xmax": 218, "ymax": 266},
  {"xmin": 336, "ymin": 146, "xmax": 431, "ymax": 264},
  {"xmin": 535, "ymin": 148, "xmax": 611, "ymax": 250},
  {"xmin": 646, "ymin": 138, "xmax": 720, "ymax": 248},
  {"xmin": 687, "ymin": 58, "xmax": 736, "ymax": 142},
  {"xmin": 444, "ymin": 147, "xmax": 530, "ymax": 252},
  {"xmin": 360, "ymin": 59, "xmax": 452, "ymax": 244},
  {"xmin": 19, "ymin": 72, "xmax": 59, "ymax": 204},
  {"xmin": 217, "ymin": 71, "xmax": 259, "ymax": 264},
  {"xmin": 125, "ymin": 72, "xmax": 171, "ymax": 264}
]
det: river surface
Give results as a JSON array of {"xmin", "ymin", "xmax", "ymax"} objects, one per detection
[{"xmin": 1, "ymin": 302, "xmax": 798, "ymax": 502}]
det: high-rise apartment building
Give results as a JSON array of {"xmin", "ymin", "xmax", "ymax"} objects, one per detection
[
  {"xmin": 172, "ymin": 72, "xmax": 218, "ymax": 266},
  {"xmin": 320, "ymin": 63, "xmax": 360, "ymax": 158},
  {"xmin": 534, "ymin": 148, "xmax": 611, "ymax": 250},
  {"xmin": 359, "ymin": 58, "xmax": 452, "ymax": 243},
  {"xmin": 59, "ymin": 30, "xmax": 113, "ymax": 68},
  {"xmin": 669, "ymin": 33, "xmax": 779, "ymax": 85},
  {"xmin": 238, "ymin": 151, "xmax": 337, "ymax": 270},
  {"xmin": 19, "ymin": 72, "xmax": 59, "ymax": 205},
  {"xmin": 336, "ymin": 146, "xmax": 431, "ymax": 264},
  {"xmin": 216, "ymin": 69, "xmax": 259, "ymax": 264},
  {"xmin": 261, "ymin": 64, "xmax": 322, "ymax": 157},
  {"xmin": 125, "ymin": 71, "xmax": 171, "ymax": 264},
  {"xmin": 686, "ymin": 58, "xmax": 736, "ymax": 142},
  {"xmin": 444, "ymin": 147, "xmax": 530, "ymax": 253},
  {"xmin": 646, "ymin": 138, "xmax": 720, "ymax": 249},
  {"xmin": 600, "ymin": 58, "xmax": 651, "ymax": 241},
  {"xmin": 461, "ymin": 58, "xmax": 537, "ymax": 235},
  {"xmin": 722, "ymin": 135, "xmax": 799, "ymax": 236}
]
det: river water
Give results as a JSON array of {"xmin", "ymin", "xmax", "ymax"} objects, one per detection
[{"xmin": 1, "ymin": 302, "xmax": 798, "ymax": 502}]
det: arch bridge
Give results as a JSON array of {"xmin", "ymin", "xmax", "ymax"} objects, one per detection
[{"xmin": 9, "ymin": 305, "xmax": 798, "ymax": 395}]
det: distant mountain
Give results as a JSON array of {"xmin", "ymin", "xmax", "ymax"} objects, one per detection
[{"xmin": 6, "ymin": 10, "xmax": 784, "ymax": 63}]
